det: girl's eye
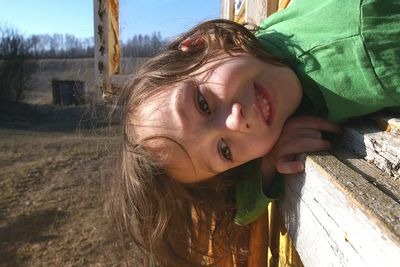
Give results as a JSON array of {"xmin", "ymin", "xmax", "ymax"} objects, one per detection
[
  {"xmin": 196, "ymin": 90, "xmax": 211, "ymax": 115},
  {"xmin": 219, "ymin": 139, "xmax": 232, "ymax": 161}
]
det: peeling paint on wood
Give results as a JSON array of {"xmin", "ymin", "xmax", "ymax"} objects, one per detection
[
  {"xmin": 94, "ymin": 0, "xmax": 120, "ymax": 97},
  {"xmin": 339, "ymin": 116, "xmax": 400, "ymax": 179}
]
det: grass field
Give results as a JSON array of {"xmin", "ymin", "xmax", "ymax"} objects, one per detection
[
  {"xmin": 24, "ymin": 57, "xmax": 146, "ymax": 105},
  {"xmin": 0, "ymin": 58, "xmax": 144, "ymax": 266}
]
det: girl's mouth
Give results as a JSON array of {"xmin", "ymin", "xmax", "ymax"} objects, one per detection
[{"xmin": 254, "ymin": 82, "xmax": 274, "ymax": 126}]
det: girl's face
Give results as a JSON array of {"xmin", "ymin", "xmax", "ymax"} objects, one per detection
[{"xmin": 138, "ymin": 53, "xmax": 302, "ymax": 183}]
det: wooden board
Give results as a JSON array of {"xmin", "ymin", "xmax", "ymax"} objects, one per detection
[
  {"xmin": 279, "ymin": 151, "xmax": 400, "ymax": 267},
  {"xmin": 331, "ymin": 147, "xmax": 400, "ymax": 204},
  {"xmin": 339, "ymin": 116, "xmax": 400, "ymax": 179}
]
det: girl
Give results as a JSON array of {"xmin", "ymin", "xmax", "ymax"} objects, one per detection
[{"xmin": 108, "ymin": 0, "xmax": 399, "ymax": 266}]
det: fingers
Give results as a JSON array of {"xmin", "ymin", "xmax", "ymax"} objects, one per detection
[
  {"xmin": 276, "ymin": 161, "xmax": 304, "ymax": 174},
  {"xmin": 266, "ymin": 115, "xmax": 342, "ymax": 175},
  {"xmin": 272, "ymin": 137, "xmax": 330, "ymax": 174},
  {"xmin": 283, "ymin": 116, "xmax": 342, "ymax": 134},
  {"xmin": 275, "ymin": 137, "xmax": 331, "ymax": 159},
  {"xmin": 278, "ymin": 128, "xmax": 322, "ymax": 143}
]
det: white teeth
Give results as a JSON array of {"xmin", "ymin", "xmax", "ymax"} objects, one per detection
[{"xmin": 256, "ymin": 91, "xmax": 270, "ymax": 122}]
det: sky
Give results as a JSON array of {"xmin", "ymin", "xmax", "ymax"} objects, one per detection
[{"xmin": 0, "ymin": 0, "xmax": 220, "ymax": 41}]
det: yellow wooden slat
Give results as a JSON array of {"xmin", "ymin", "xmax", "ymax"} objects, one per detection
[
  {"xmin": 268, "ymin": 202, "xmax": 303, "ymax": 267},
  {"xmin": 278, "ymin": 0, "xmax": 291, "ymax": 11}
]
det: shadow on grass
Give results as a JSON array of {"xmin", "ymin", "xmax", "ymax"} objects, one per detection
[
  {"xmin": 0, "ymin": 101, "xmax": 119, "ymax": 133},
  {"xmin": 0, "ymin": 208, "xmax": 67, "ymax": 266}
]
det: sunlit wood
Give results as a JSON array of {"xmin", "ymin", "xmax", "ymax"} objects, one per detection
[{"xmin": 94, "ymin": 0, "xmax": 120, "ymax": 97}]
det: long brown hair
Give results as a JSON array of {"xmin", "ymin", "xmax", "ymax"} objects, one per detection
[{"xmin": 108, "ymin": 19, "xmax": 282, "ymax": 266}]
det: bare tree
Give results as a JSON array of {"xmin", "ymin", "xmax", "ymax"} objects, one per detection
[{"xmin": 0, "ymin": 26, "xmax": 37, "ymax": 102}]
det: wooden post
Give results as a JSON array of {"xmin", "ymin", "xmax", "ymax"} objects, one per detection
[
  {"xmin": 245, "ymin": 0, "xmax": 268, "ymax": 25},
  {"xmin": 220, "ymin": 0, "xmax": 234, "ymax": 20},
  {"xmin": 222, "ymin": 0, "xmax": 280, "ymax": 28},
  {"xmin": 266, "ymin": 0, "xmax": 279, "ymax": 17},
  {"xmin": 94, "ymin": 0, "xmax": 120, "ymax": 98},
  {"xmin": 247, "ymin": 211, "xmax": 268, "ymax": 267}
]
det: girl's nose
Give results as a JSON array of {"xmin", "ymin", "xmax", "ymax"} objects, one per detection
[{"xmin": 226, "ymin": 103, "xmax": 251, "ymax": 133}]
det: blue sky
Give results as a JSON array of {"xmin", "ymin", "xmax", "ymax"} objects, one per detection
[{"xmin": 0, "ymin": 0, "xmax": 220, "ymax": 41}]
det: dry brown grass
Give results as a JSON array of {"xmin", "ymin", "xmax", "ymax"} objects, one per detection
[
  {"xmin": 0, "ymin": 57, "xmax": 147, "ymax": 266},
  {"xmin": 0, "ymin": 103, "xmax": 139, "ymax": 265}
]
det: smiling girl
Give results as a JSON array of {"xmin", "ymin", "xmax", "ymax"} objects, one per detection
[
  {"xmin": 136, "ymin": 53, "xmax": 305, "ymax": 183},
  {"xmin": 109, "ymin": 0, "xmax": 399, "ymax": 265}
]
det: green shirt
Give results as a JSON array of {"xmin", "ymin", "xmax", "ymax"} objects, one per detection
[{"xmin": 235, "ymin": 0, "xmax": 400, "ymax": 225}]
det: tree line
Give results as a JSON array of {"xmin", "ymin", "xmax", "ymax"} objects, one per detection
[
  {"xmin": 3, "ymin": 32, "xmax": 166, "ymax": 58},
  {"xmin": 0, "ymin": 26, "xmax": 167, "ymax": 59},
  {"xmin": 0, "ymin": 24, "xmax": 166, "ymax": 101},
  {"xmin": 123, "ymin": 32, "xmax": 165, "ymax": 57}
]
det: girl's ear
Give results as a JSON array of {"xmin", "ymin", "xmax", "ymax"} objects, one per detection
[{"xmin": 178, "ymin": 35, "xmax": 206, "ymax": 52}]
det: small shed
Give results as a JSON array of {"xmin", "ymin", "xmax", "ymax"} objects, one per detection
[{"xmin": 52, "ymin": 80, "xmax": 85, "ymax": 106}]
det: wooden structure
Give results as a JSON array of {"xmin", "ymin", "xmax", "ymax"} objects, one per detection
[
  {"xmin": 94, "ymin": 0, "xmax": 400, "ymax": 266},
  {"xmin": 93, "ymin": 0, "xmax": 120, "ymax": 98},
  {"xmin": 220, "ymin": 0, "xmax": 291, "ymax": 25},
  {"xmin": 52, "ymin": 80, "xmax": 85, "ymax": 106}
]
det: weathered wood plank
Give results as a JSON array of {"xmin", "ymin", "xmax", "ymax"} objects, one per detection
[
  {"xmin": 331, "ymin": 147, "xmax": 400, "ymax": 203},
  {"xmin": 245, "ymin": 0, "xmax": 268, "ymax": 25},
  {"xmin": 280, "ymin": 152, "xmax": 400, "ymax": 267},
  {"xmin": 339, "ymin": 117, "xmax": 400, "ymax": 179},
  {"xmin": 94, "ymin": 0, "xmax": 120, "ymax": 97}
]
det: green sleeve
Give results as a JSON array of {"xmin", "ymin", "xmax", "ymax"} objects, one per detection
[{"xmin": 234, "ymin": 172, "xmax": 284, "ymax": 226}]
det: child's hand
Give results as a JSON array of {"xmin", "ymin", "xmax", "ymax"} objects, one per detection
[{"xmin": 261, "ymin": 116, "xmax": 342, "ymax": 179}]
